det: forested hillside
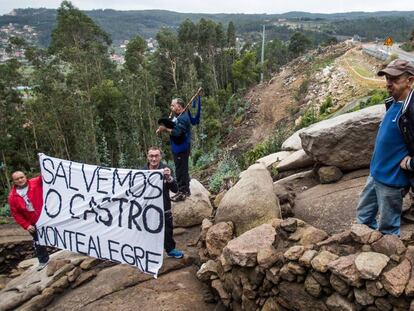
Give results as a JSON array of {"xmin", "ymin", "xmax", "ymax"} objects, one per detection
[
  {"xmin": 1, "ymin": 1, "xmax": 414, "ymax": 207},
  {"xmin": 1, "ymin": 7, "xmax": 414, "ymax": 46},
  {"xmin": 0, "ymin": 1, "xmax": 322, "ymax": 202}
]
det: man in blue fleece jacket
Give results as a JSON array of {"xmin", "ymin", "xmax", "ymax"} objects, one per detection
[{"xmin": 356, "ymin": 59, "xmax": 414, "ymax": 235}]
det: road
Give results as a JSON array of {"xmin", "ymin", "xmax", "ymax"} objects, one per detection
[{"xmin": 363, "ymin": 43, "xmax": 414, "ymax": 63}]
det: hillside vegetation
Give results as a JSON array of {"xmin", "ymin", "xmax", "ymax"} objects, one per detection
[
  {"xmin": 1, "ymin": 8, "xmax": 414, "ymax": 45},
  {"xmin": 0, "ymin": 1, "xmax": 409, "ymax": 207},
  {"xmin": 208, "ymin": 43, "xmax": 388, "ymax": 190}
]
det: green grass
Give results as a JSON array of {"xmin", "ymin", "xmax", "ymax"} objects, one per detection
[
  {"xmin": 240, "ymin": 125, "xmax": 292, "ymax": 169},
  {"xmin": 0, "ymin": 218, "xmax": 11, "ymax": 224},
  {"xmin": 0, "ymin": 204, "xmax": 11, "ymax": 217},
  {"xmin": 400, "ymin": 42, "xmax": 414, "ymax": 52},
  {"xmin": 295, "ymin": 106, "xmax": 319, "ymax": 130},
  {"xmin": 349, "ymin": 89, "xmax": 388, "ymax": 112},
  {"xmin": 310, "ymin": 54, "xmax": 336, "ymax": 72},
  {"xmin": 353, "ymin": 65, "xmax": 374, "ymax": 78}
]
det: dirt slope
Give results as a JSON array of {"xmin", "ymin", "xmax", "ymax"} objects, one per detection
[{"xmin": 225, "ymin": 43, "xmax": 387, "ymax": 155}]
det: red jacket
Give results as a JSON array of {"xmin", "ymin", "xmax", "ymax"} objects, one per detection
[{"xmin": 8, "ymin": 176, "xmax": 43, "ymax": 230}]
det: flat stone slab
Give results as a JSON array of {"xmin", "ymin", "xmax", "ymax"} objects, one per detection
[
  {"xmin": 222, "ymin": 224, "xmax": 276, "ymax": 267},
  {"xmin": 355, "ymin": 252, "xmax": 389, "ymax": 280}
]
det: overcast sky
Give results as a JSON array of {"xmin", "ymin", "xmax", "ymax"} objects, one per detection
[{"xmin": 1, "ymin": 0, "xmax": 414, "ymax": 15}]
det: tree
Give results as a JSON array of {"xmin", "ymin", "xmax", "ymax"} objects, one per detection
[
  {"xmin": 288, "ymin": 32, "xmax": 312, "ymax": 58},
  {"xmin": 232, "ymin": 51, "xmax": 260, "ymax": 90},
  {"xmin": 49, "ymin": 1, "xmax": 111, "ymax": 61},
  {"xmin": 27, "ymin": 1, "xmax": 116, "ymax": 164},
  {"xmin": 0, "ymin": 59, "xmax": 26, "ymax": 193},
  {"xmin": 178, "ymin": 19, "xmax": 198, "ymax": 46},
  {"xmin": 90, "ymin": 79, "xmax": 123, "ymax": 164},
  {"xmin": 156, "ymin": 28, "xmax": 180, "ymax": 91},
  {"xmin": 124, "ymin": 36, "xmax": 147, "ymax": 73},
  {"xmin": 227, "ymin": 21, "xmax": 236, "ymax": 48},
  {"xmin": 197, "ymin": 19, "xmax": 220, "ymax": 94},
  {"xmin": 49, "ymin": 1, "xmax": 114, "ymax": 100},
  {"xmin": 264, "ymin": 39, "xmax": 289, "ymax": 74}
]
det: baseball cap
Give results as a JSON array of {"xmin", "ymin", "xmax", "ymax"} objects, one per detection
[{"xmin": 377, "ymin": 59, "xmax": 414, "ymax": 77}]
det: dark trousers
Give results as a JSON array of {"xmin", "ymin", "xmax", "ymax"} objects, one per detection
[
  {"xmin": 173, "ymin": 149, "xmax": 190, "ymax": 194},
  {"xmin": 164, "ymin": 210, "xmax": 176, "ymax": 253},
  {"xmin": 31, "ymin": 229, "xmax": 49, "ymax": 264}
]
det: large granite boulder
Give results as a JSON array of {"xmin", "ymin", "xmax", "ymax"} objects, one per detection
[
  {"xmin": 172, "ymin": 179, "xmax": 213, "ymax": 227},
  {"xmin": 215, "ymin": 163, "xmax": 281, "ymax": 236},
  {"xmin": 282, "ymin": 127, "xmax": 313, "ymax": 151},
  {"xmin": 273, "ymin": 170, "xmax": 319, "ymax": 193},
  {"xmin": 286, "ymin": 168, "xmax": 410, "ymax": 235},
  {"xmin": 276, "ymin": 149, "xmax": 314, "ymax": 172},
  {"xmin": 293, "ymin": 170, "xmax": 368, "ymax": 234},
  {"xmin": 300, "ymin": 105, "xmax": 385, "ymax": 170},
  {"xmin": 256, "ymin": 151, "xmax": 293, "ymax": 168}
]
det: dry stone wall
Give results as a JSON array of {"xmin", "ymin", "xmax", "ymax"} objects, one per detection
[
  {"xmin": 0, "ymin": 241, "xmax": 33, "ymax": 274},
  {"xmin": 197, "ymin": 219, "xmax": 414, "ymax": 311}
]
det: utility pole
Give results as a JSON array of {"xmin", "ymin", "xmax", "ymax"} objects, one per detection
[{"xmin": 260, "ymin": 24, "xmax": 265, "ymax": 84}]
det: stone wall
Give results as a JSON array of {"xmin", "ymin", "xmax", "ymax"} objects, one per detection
[
  {"xmin": 0, "ymin": 241, "xmax": 58, "ymax": 275},
  {"xmin": 197, "ymin": 218, "xmax": 414, "ymax": 311},
  {"xmin": 0, "ymin": 241, "xmax": 35, "ymax": 274}
]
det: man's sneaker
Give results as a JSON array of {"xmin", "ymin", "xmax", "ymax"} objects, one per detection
[
  {"xmin": 167, "ymin": 248, "xmax": 184, "ymax": 259},
  {"xmin": 171, "ymin": 192, "xmax": 187, "ymax": 202},
  {"xmin": 170, "ymin": 192, "xmax": 180, "ymax": 200},
  {"xmin": 37, "ymin": 262, "xmax": 48, "ymax": 271}
]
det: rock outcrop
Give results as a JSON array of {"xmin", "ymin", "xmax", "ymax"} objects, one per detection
[
  {"xmin": 293, "ymin": 170, "xmax": 368, "ymax": 234},
  {"xmin": 276, "ymin": 149, "xmax": 314, "ymax": 172},
  {"xmin": 300, "ymin": 105, "xmax": 385, "ymax": 170},
  {"xmin": 256, "ymin": 151, "xmax": 293, "ymax": 168},
  {"xmin": 215, "ymin": 163, "xmax": 281, "ymax": 236},
  {"xmin": 173, "ymin": 179, "xmax": 213, "ymax": 227}
]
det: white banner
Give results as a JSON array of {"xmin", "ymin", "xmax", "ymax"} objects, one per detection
[{"xmin": 36, "ymin": 154, "xmax": 165, "ymax": 277}]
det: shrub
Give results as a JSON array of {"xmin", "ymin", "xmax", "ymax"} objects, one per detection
[
  {"xmin": 319, "ymin": 95, "xmax": 333, "ymax": 115},
  {"xmin": 192, "ymin": 150, "xmax": 216, "ymax": 171},
  {"xmin": 0, "ymin": 204, "xmax": 11, "ymax": 217},
  {"xmin": 295, "ymin": 106, "xmax": 318, "ymax": 130},
  {"xmin": 241, "ymin": 125, "xmax": 291, "ymax": 168},
  {"xmin": 208, "ymin": 156, "xmax": 241, "ymax": 193},
  {"xmin": 351, "ymin": 89, "xmax": 389, "ymax": 112},
  {"xmin": 294, "ymin": 78, "xmax": 310, "ymax": 103},
  {"xmin": 400, "ymin": 42, "xmax": 414, "ymax": 52},
  {"xmin": 387, "ymin": 53, "xmax": 399, "ymax": 62},
  {"xmin": 243, "ymin": 144, "xmax": 267, "ymax": 168}
]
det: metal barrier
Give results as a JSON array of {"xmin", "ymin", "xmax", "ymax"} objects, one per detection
[{"xmin": 362, "ymin": 47, "xmax": 388, "ymax": 61}]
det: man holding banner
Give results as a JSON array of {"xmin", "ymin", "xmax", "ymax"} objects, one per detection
[
  {"xmin": 143, "ymin": 147, "xmax": 184, "ymax": 259},
  {"xmin": 8, "ymin": 171, "xmax": 49, "ymax": 271}
]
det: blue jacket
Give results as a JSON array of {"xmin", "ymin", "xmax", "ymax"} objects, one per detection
[{"xmin": 170, "ymin": 111, "xmax": 191, "ymax": 154}]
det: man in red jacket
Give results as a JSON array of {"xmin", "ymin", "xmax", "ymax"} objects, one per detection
[{"xmin": 8, "ymin": 171, "xmax": 49, "ymax": 270}]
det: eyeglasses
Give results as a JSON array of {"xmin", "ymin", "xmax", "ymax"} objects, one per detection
[{"xmin": 148, "ymin": 155, "xmax": 160, "ymax": 158}]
